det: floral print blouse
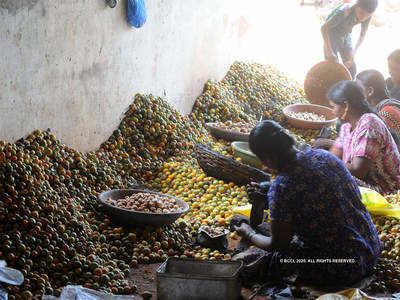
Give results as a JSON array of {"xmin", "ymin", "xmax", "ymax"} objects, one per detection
[{"xmin": 334, "ymin": 113, "xmax": 400, "ymax": 194}]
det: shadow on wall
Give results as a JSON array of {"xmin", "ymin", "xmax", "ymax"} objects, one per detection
[{"xmin": 0, "ymin": 0, "xmax": 40, "ymax": 15}]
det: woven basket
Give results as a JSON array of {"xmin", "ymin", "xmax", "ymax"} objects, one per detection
[
  {"xmin": 304, "ymin": 61, "xmax": 352, "ymax": 107},
  {"xmin": 195, "ymin": 144, "xmax": 270, "ymax": 186}
]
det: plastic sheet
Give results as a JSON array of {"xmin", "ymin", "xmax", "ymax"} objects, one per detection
[
  {"xmin": 360, "ymin": 187, "xmax": 400, "ymax": 218},
  {"xmin": 260, "ymin": 286, "xmax": 294, "ymax": 299},
  {"xmin": 0, "ymin": 261, "xmax": 24, "ymax": 300},
  {"xmin": 233, "ymin": 204, "xmax": 270, "ymax": 219},
  {"xmin": 42, "ymin": 285, "xmax": 140, "ymax": 300},
  {"xmin": 0, "ymin": 261, "xmax": 24, "ymax": 285},
  {"xmin": 234, "ymin": 187, "xmax": 400, "ymax": 219},
  {"xmin": 317, "ymin": 288, "xmax": 400, "ymax": 299}
]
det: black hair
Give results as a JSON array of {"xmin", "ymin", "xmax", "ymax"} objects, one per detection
[
  {"xmin": 326, "ymin": 80, "xmax": 375, "ymax": 115},
  {"xmin": 388, "ymin": 49, "xmax": 400, "ymax": 64},
  {"xmin": 356, "ymin": 0, "xmax": 378, "ymax": 13},
  {"xmin": 249, "ymin": 120, "xmax": 295, "ymax": 164},
  {"xmin": 356, "ymin": 70, "xmax": 390, "ymax": 105},
  {"xmin": 327, "ymin": 80, "xmax": 400, "ymax": 151}
]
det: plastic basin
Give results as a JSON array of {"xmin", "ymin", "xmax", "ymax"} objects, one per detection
[{"xmin": 231, "ymin": 141, "xmax": 262, "ymax": 169}]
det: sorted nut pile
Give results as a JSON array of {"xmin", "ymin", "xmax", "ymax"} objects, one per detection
[
  {"xmin": 286, "ymin": 111, "xmax": 326, "ymax": 122},
  {"xmin": 201, "ymin": 226, "xmax": 226, "ymax": 237},
  {"xmin": 107, "ymin": 193, "xmax": 180, "ymax": 213},
  {"xmin": 214, "ymin": 121, "xmax": 255, "ymax": 134}
]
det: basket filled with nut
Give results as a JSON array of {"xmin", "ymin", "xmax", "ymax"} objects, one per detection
[
  {"xmin": 282, "ymin": 103, "xmax": 337, "ymax": 129},
  {"xmin": 205, "ymin": 121, "xmax": 256, "ymax": 142},
  {"xmin": 98, "ymin": 189, "xmax": 190, "ymax": 226}
]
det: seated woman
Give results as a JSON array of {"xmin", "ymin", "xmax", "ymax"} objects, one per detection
[
  {"xmin": 327, "ymin": 80, "xmax": 400, "ymax": 194},
  {"xmin": 356, "ymin": 69, "xmax": 400, "ymax": 147},
  {"xmin": 386, "ymin": 49, "xmax": 400, "ymax": 100},
  {"xmin": 233, "ymin": 120, "xmax": 382, "ymax": 286}
]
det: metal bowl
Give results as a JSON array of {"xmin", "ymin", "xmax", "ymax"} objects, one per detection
[
  {"xmin": 205, "ymin": 122, "xmax": 250, "ymax": 142},
  {"xmin": 283, "ymin": 104, "xmax": 338, "ymax": 129},
  {"xmin": 98, "ymin": 189, "xmax": 189, "ymax": 227}
]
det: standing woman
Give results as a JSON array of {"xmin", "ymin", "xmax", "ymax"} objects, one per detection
[
  {"xmin": 327, "ymin": 80, "xmax": 400, "ymax": 194},
  {"xmin": 321, "ymin": 0, "xmax": 378, "ymax": 78}
]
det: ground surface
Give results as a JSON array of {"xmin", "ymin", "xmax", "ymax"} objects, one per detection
[
  {"xmin": 129, "ymin": 262, "xmax": 273, "ymax": 300},
  {"xmin": 129, "ymin": 263, "xmax": 160, "ymax": 298},
  {"xmin": 128, "ymin": 236, "xmax": 242, "ymax": 299},
  {"xmin": 128, "ymin": 235, "xmax": 394, "ymax": 299}
]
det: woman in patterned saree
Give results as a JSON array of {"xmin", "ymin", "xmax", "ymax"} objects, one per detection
[
  {"xmin": 232, "ymin": 120, "xmax": 382, "ymax": 287},
  {"xmin": 327, "ymin": 80, "xmax": 400, "ymax": 194}
]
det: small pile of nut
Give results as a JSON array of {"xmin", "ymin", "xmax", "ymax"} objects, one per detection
[
  {"xmin": 201, "ymin": 226, "xmax": 226, "ymax": 237},
  {"xmin": 106, "ymin": 193, "xmax": 180, "ymax": 213},
  {"xmin": 214, "ymin": 121, "xmax": 255, "ymax": 134},
  {"xmin": 286, "ymin": 111, "xmax": 326, "ymax": 122}
]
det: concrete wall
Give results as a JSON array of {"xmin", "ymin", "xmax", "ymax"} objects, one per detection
[{"xmin": 0, "ymin": 0, "xmax": 323, "ymax": 152}]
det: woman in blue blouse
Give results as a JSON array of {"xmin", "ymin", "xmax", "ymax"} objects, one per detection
[{"xmin": 233, "ymin": 120, "xmax": 382, "ymax": 286}]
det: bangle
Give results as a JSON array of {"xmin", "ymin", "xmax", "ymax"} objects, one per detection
[{"xmin": 247, "ymin": 230, "xmax": 257, "ymax": 240}]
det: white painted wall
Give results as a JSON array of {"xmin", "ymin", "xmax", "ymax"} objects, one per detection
[{"xmin": 0, "ymin": 0, "xmax": 324, "ymax": 152}]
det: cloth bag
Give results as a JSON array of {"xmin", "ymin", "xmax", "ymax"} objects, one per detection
[{"xmin": 126, "ymin": 0, "xmax": 147, "ymax": 28}]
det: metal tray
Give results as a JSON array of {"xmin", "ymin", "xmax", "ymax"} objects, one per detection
[
  {"xmin": 98, "ymin": 189, "xmax": 189, "ymax": 227},
  {"xmin": 157, "ymin": 258, "xmax": 243, "ymax": 300}
]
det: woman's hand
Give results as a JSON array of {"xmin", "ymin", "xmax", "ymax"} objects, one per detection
[
  {"xmin": 234, "ymin": 220, "xmax": 293, "ymax": 252},
  {"xmin": 312, "ymin": 138, "xmax": 335, "ymax": 150},
  {"xmin": 233, "ymin": 222, "xmax": 254, "ymax": 239},
  {"xmin": 344, "ymin": 51, "xmax": 355, "ymax": 68},
  {"xmin": 346, "ymin": 157, "xmax": 373, "ymax": 181},
  {"xmin": 250, "ymin": 181, "xmax": 259, "ymax": 188},
  {"xmin": 326, "ymin": 53, "xmax": 337, "ymax": 62},
  {"xmin": 262, "ymin": 165, "xmax": 275, "ymax": 174},
  {"xmin": 330, "ymin": 145, "xmax": 343, "ymax": 160},
  {"xmin": 344, "ymin": 59, "xmax": 354, "ymax": 69}
]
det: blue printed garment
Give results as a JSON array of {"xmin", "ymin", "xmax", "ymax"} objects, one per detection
[{"xmin": 268, "ymin": 149, "xmax": 382, "ymax": 284}]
